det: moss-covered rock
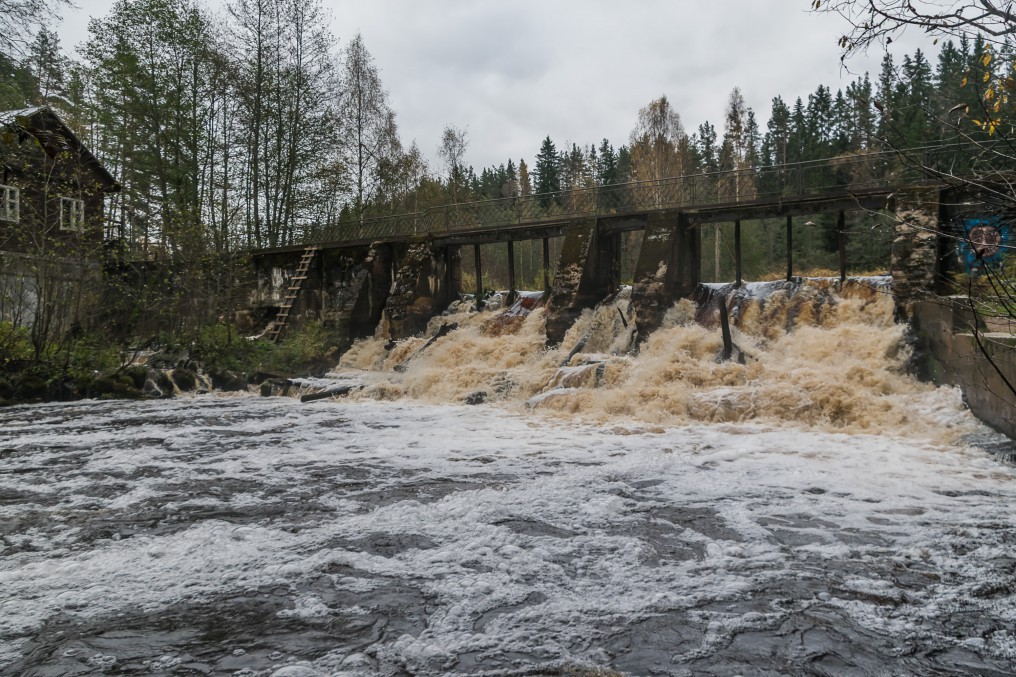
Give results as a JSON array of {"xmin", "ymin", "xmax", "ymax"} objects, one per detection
[
  {"xmin": 89, "ymin": 376, "xmax": 118, "ymax": 398},
  {"xmin": 16, "ymin": 375, "xmax": 49, "ymax": 400},
  {"xmin": 170, "ymin": 368, "xmax": 197, "ymax": 392},
  {"xmin": 210, "ymin": 369, "xmax": 248, "ymax": 392},
  {"xmin": 122, "ymin": 365, "xmax": 150, "ymax": 390},
  {"xmin": 259, "ymin": 378, "xmax": 290, "ymax": 397}
]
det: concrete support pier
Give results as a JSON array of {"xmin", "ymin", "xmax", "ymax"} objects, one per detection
[
  {"xmin": 544, "ymin": 218, "xmax": 620, "ymax": 345},
  {"xmin": 381, "ymin": 242, "xmax": 462, "ymax": 340},
  {"xmin": 631, "ymin": 210, "xmax": 700, "ymax": 340},
  {"xmin": 892, "ymin": 188, "xmax": 942, "ymax": 319},
  {"xmin": 342, "ymin": 243, "xmax": 395, "ymax": 342}
]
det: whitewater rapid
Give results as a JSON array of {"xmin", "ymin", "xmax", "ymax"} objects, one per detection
[
  {"xmin": 2, "ymin": 279, "xmax": 1015, "ymax": 674},
  {"xmin": 1, "ymin": 395, "xmax": 1014, "ymax": 675}
]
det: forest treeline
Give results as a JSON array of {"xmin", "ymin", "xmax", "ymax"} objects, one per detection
[
  {"xmin": 1, "ymin": 0, "xmax": 1012, "ymax": 401},
  {"xmin": 1, "ymin": 0, "xmax": 1007, "ymax": 263}
]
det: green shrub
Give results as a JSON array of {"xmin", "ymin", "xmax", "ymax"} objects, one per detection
[{"xmin": 0, "ymin": 321, "xmax": 34, "ymax": 367}]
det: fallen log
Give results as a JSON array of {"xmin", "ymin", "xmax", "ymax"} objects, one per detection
[
  {"xmin": 560, "ymin": 333, "xmax": 590, "ymax": 367},
  {"xmin": 301, "ymin": 384, "xmax": 362, "ymax": 403}
]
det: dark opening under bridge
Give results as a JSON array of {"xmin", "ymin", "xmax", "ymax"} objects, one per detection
[{"xmin": 252, "ymin": 145, "xmax": 970, "ymax": 345}]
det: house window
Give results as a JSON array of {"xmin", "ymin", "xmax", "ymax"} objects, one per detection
[
  {"xmin": 60, "ymin": 197, "xmax": 85, "ymax": 231},
  {"xmin": 0, "ymin": 185, "xmax": 18, "ymax": 223}
]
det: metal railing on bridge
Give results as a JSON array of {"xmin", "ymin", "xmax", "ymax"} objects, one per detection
[{"xmin": 302, "ymin": 143, "xmax": 995, "ymax": 247}]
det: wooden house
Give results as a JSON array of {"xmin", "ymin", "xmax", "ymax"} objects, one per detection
[
  {"xmin": 0, "ymin": 106, "xmax": 119, "ymax": 253},
  {"xmin": 0, "ymin": 107, "xmax": 120, "ymax": 334}
]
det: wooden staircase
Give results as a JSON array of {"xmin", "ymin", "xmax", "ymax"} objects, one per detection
[{"xmin": 266, "ymin": 245, "xmax": 320, "ymax": 343}]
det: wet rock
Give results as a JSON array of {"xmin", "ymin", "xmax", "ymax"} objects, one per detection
[
  {"xmin": 56, "ymin": 377, "xmax": 91, "ymax": 401},
  {"xmin": 15, "ymin": 375, "xmax": 49, "ymax": 400},
  {"xmin": 210, "ymin": 369, "xmax": 248, "ymax": 392},
  {"xmin": 89, "ymin": 375, "xmax": 117, "ymax": 397},
  {"xmin": 89, "ymin": 374, "xmax": 143, "ymax": 400},
  {"xmin": 260, "ymin": 378, "xmax": 290, "ymax": 397},
  {"xmin": 463, "ymin": 391, "xmax": 487, "ymax": 405},
  {"xmin": 142, "ymin": 378, "xmax": 165, "ymax": 399},
  {"xmin": 171, "ymin": 368, "xmax": 198, "ymax": 392},
  {"xmin": 121, "ymin": 365, "xmax": 150, "ymax": 390},
  {"xmin": 146, "ymin": 349, "xmax": 184, "ymax": 370},
  {"xmin": 153, "ymin": 370, "xmax": 175, "ymax": 397}
]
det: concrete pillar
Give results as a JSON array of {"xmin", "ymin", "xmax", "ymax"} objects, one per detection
[
  {"xmin": 631, "ymin": 210, "xmax": 699, "ymax": 340},
  {"xmin": 892, "ymin": 188, "xmax": 941, "ymax": 319},
  {"xmin": 545, "ymin": 217, "xmax": 618, "ymax": 344},
  {"xmin": 382, "ymin": 242, "xmax": 461, "ymax": 340},
  {"xmin": 346, "ymin": 243, "xmax": 395, "ymax": 342}
]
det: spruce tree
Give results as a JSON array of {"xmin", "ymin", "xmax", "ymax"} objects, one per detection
[{"xmin": 534, "ymin": 136, "xmax": 560, "ymax": 207}]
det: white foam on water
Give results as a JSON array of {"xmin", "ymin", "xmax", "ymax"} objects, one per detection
[{"xmin": 0, "ymin": 396, "xmax": 1014, "ymax": 671}]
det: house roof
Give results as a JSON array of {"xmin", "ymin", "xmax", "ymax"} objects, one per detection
[{"xmin": 0, "ymin": 106, "xmax": 120, "ymax": 193}]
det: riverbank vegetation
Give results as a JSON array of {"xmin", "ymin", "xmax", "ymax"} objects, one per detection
[{"xmin": 0, "ymin": 319, "xmax": 336, "ymax": 405}]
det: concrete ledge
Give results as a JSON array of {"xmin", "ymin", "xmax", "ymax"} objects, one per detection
[{"xmin": 913, "ymin": 298, "xmax": 1016, "ymax": 438}]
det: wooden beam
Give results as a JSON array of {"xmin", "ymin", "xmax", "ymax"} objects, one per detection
[{"xmin": 507, "ymin": 240, "xmax": 517, "ymax": 305}]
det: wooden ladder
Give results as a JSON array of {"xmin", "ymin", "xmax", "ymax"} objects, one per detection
[{"xmin": 266, "ymin": 245, "xmax": 320, "ymax": 343}]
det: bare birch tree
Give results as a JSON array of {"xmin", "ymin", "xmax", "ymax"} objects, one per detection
[{"xmin": 337, "ymin": 33, "xmax": 400, "ymax": 223}]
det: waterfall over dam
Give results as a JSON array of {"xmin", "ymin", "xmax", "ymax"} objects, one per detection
[{"xmin": 306, "ymin": 276, "xmax": 977, "ymax": 440}]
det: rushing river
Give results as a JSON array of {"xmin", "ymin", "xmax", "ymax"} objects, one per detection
[{"xmin": 2, "ymin": 280, "xmax": 1016, "ymax": 675}]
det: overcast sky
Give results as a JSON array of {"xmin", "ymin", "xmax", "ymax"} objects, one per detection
[{"xmin": 59, "ymin": 1, "xmax": 936, "ymax": 172}]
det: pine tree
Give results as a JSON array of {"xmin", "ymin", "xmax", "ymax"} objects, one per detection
[
  {"xmin": 765, "ymin": 96, "xmax": 791, "ymax": 165},
  {"xmin": 697, "ymin": 121, "xmax": 718, "ymax": 172},
  {"xmin": 534, "ymin": 136, "xmax": 560, "ymax": 206},
  {"xmin": 846, "ymin": 75, "xmax": 876, "ymax": 150},
  {"xmin": 597, "ymin": 138, "xmax": 618, "ymax": 185},
  {"xmin": 788, "ymin": 97, "xmax": 808, "ymax": 162},
  {"xmin": 29, "ymin": 27, "xmax": 66, "ymax": 106}
]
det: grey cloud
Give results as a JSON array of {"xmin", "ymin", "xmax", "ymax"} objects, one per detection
[{"xmin": 61, "ymin": 1, "xmax": 936, "ymax": 172}]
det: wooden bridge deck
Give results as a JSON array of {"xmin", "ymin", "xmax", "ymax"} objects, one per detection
[{"xmin": 255, "ymin": 144, "xmax": 967, "ymax": 256}]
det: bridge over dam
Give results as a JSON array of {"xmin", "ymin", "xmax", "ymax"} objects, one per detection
[{"xmin": 250, "ymin": 145, "xmax": 973, "ymax": 347}]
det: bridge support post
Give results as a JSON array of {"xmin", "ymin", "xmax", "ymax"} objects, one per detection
[
  {"xmin": 473, "ymin": 244, "xmax": 483, "ymax": 311},
  {"xmin": 892, "ymin": 188, "xmax": 941, "ymax": 319},
  {"xmin": 507, "ymin": 240, "xmax": 518, "ymax": 305},
  {"xmin": 631, "ymin": 210, "xmax": 700, "ymax": 341},
  {"xmin": 734, "ymin": 220, "xmax": 742, "ymax": 288},
  {"xmin": 344, "ymin": 243, "xmax": 396, "ymax": 343},
  {"xmin": 786, "ymin": 215, "xmax": 794, "ymax": 281},
  {"xmin": 542, "ymin": 237, "xmax": 551, "ymax": 296},
  {"xmin": 545, "ymin": 217, "xmax": 617, "ymax": 344},
  {"xmin": 382, "ymin": 242, "xmax": 461, "ymax": 340},
  {"xmin": 838, "ymin": 210, "xmax": 847, "ymax": 283}
]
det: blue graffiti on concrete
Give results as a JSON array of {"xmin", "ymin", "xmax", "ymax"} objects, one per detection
[{"xmin": 957, "ymin": 216, "xmax": 1010, "ymax": 275}]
